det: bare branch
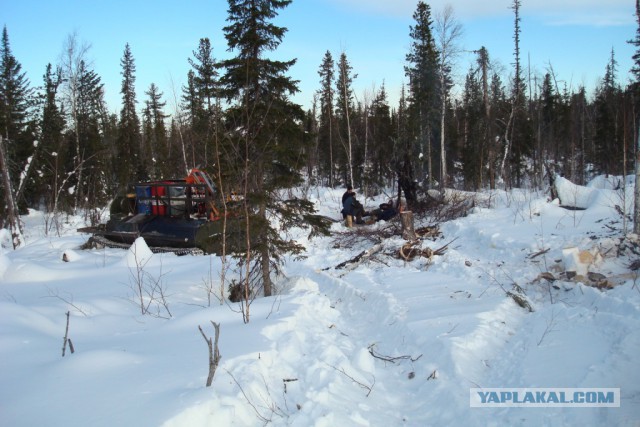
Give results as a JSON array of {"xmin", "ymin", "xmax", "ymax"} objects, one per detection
[{"xmin": 198, "ymin": 321, "xmax": 221, "ymax": 387}]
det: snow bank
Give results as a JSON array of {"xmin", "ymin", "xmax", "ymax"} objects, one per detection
[{"xmin": 555, "ymin": 175, "xmax": 631, "ymax": 211}]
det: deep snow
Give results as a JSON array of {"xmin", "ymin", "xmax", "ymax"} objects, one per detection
[{"xmin": 1, "ymin": 179, "xmax": 639, "ymax": 426}]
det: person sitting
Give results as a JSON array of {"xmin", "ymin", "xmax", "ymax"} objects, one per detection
[
  {"xmin": 341, "ymin": 185, "xmax": 354, "ymax": 219},
  {"xmin": 342, "ymin": 185, "xmax": 354, "ymax": 202},
  {"xmin": 342, "ymin": 191, "xmax": 367, "ymax": 226},
  {"xmin": 351, "ymin": 196, "xmax": 366, "ymax": 224},
  {"xmin": 371, "ymin": 200, "xmax": 397, "ymax": 222}
]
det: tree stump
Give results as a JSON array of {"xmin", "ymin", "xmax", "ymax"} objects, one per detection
[{"xmin": 401, "ymin": 211, "xmax": 417, "ymax": 240}]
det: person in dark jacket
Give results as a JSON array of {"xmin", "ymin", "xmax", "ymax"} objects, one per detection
[
  {"xmin": 341, "ymin": 186, "xmax": 354, "ymax": 219},
  {"xmin": 342, "ymin": 190, "xmax": 366, "ymax": 225},
  {"xmin": 371, "ymin": 200, "xmax": 397, "ymax": 221}
]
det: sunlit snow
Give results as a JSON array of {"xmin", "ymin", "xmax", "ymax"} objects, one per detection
[{"xmin": 1, "ymin": 179, "xmax": 639, "ymax": 426}]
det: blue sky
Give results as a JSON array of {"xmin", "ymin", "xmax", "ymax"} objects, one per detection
[{"xmin": 4, "ymin": 0, "xmax": 637, "ymax": 115}]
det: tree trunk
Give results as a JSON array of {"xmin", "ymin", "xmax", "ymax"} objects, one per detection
[
  {"xmin": 0, "ymin": 136, "xmax": 23, "ymax": 248},
  {"xmin": 261, "ymin": 244, "xmax": 272, "ymax": 297},
  {"xmin": 440, "ymin": 90, "xmax": 446, "ymax": 190},
  {"xmin": 400, "ymin": 211, "xmax": 417, "ymax": 241},
  {"xmin": 633, "ymin": 119, "xmax": 640, "ymax": 235}
]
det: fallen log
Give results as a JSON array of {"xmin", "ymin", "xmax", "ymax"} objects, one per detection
[{"xmin": 328, "ymin": 243, "xmax": 384, "ymax": 271}]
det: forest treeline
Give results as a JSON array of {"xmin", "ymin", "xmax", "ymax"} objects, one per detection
[
  {"xmin": 2, "ymin": 2, "xmax": 639, "ymax": 216},
  {"xmin": 2, "ymin": 0, "xmax": 640, "ymax": 295}
]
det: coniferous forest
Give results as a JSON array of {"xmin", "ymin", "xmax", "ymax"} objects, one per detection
[{"xmin": 2, "ymin": 1, "xmax": 640, "ymax": 277}]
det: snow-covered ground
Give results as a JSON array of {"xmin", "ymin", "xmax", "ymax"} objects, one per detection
[{"xmin": 1, "ymin": 179, "xmax": 639, "ymax": 426}]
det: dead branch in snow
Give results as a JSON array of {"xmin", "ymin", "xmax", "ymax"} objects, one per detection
[
  {"xmin": 198, "ymin": 321, "xmax": 221, "ymax": 387},
  {"xmin": 282, "ymin": 378, "xmax": 298, "ymax": 394},
  {"xmin": 328, "ymin": 364, "xmax": 375, "ymax": 397},
  {"xmin": 367, "ymin": 343, "xmax": 423, "ymax": 364},
  {"xmin": 528, "ymin": 248, "xmax": 550, "ymax": 259},
  {"xmin": 62, "ymin": 311, "xmax": 75, "ymax": 357},
  {"xmin": 329, "ymin": 243, "xmax": 384, "ymax": 271}
]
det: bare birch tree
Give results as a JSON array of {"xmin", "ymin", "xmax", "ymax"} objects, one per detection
[
  {"xmin": 435, "ymin": 5, "xmax": 463, "ymax": 190},
  {"xmin": 0, "ymin": 135, "xmax": 23, "ymax": 247},
  {"xmin": 630, "ymin": 0, "xmax": 640, "ymax": 234},
  {"xmin": 59, "ymin": 32, "xmax": 92, "ymax": 211}
]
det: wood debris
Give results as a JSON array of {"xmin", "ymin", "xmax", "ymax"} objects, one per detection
[{"xmin": 398, "ymin": 237, "xmax": 457, "ymax": 262}]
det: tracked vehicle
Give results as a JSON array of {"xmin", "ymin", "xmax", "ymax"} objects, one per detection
[{"xmin": 80, "ymin": 169, "xmax": 244, "ymax": 255}]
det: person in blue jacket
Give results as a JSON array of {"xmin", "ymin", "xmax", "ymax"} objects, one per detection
[
  {"xmin": 341, "ymin": 186, "xmax": 354, "ymax": 218},
  {"xmin": 342, "ymin": 188, "xmax": 366, "ymax": 224}
]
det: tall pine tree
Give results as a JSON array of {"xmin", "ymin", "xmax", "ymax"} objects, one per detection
[
  {"xmin": 38, "ymin": 64, "xmax": 65, "ymax": 211},
  {"xmin": 317, "ymin": 50, "xmax": 335, "ymax": 187},
  {"xmin": 184, "ymin": 38, "xmax": 219, "ymax": 167},
  {"xmin": 117, "ymin": 43, "xmax": 142, "ymax": 186},
  {"xmin": 0, "ymin": 25, "xmax": 33, "ymax": 244},
  {"xmin": 142, "ymin": 83, "xmax": 168, "ymax": 178},
  {"xmin": 220, "ymin": 0, "xmax": 329, "ymax": 302},
  {"xmin": 405, "ymin": 1, "xmax": 440, "ymax": 202},
  {"xmin": 0, "ymin": 26, "xmax": 35, "ymax": 216},
  {"xmin": 335, "ymin": 51, "xmax": 356, "ymax": 186}
]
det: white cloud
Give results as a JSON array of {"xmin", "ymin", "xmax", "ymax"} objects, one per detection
[{"xmin": 328, "ymin": 0, "xmax": 635, "ymax": 26}]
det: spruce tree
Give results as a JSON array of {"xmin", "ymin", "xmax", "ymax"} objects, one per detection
[
  {"xmin": 0, "ymin": 26, "xmax": 33, "ymax": 145},
  {"xmin": 0, "ymin": 26, "xmax": 35, "ymax": 243},
  {"xmin": 317, "ymin": 50, "xmax": 335, "ymax": 186},
  {"xmin": 369, "ymin": 83, "xmax": 393, "ymax": 191},
  {"xmin": 461, "ymin": 67, "xmax": 484, "ymax": 190},
  {"xmin": 142, "ymin": 83, "xmax": 168, "ymax": 178},
  {"xmin": 404, "ymin": 1, "xmax": 440, "ymax": 201},
  {"xmin": 0, "ymin": 26, "xmax": 35, "ymax": 216},
  {"xmin": 220, "ymin": 0, "xmax": 329, "ymax": 301},
  {"xmin": 180, "ymin": 70, "xmax": 200, "ymax": 168},
  {"xmin": 335, "ymin": 51, "xmax": 356, "ymax": 186},
  {"xmin": 58, "ymin": 59, "xmax": 108, "ymax": 212},
  {"xmin": 189, "ymin": 38, "xmax": 218, "ymax": 113},
  {"xmin": 185, "ymin": 38, "xmax": 219, "ymax": 167},
  {"xmin": 38, "ymin": 64, "xmax": 65, "ymax": 211},
  {"xmin": 117, "ymin": 43, "xmax": 142, "ymax": 185},
  {"xmin": 503, "ymin": 0, "xmax": 532, "ymax": 188},
  {"xmin": 594, "ymin": 49, "xmax": 623, "ymax": 175}
]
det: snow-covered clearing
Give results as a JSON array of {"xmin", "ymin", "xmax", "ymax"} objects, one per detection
[{"xmin": 1, "ymin": 180, "xmax": 639, "ymax": 426}]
